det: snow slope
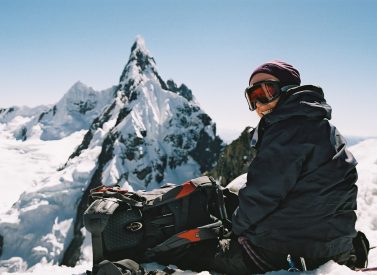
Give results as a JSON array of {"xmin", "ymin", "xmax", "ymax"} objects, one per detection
[
  {"xmin": 0, "ymin": 131, "xmax": 376, "ymax": 275},
  {"xmin": 0, "ymin": 128, "xmax": 86, "ymax": 212}
]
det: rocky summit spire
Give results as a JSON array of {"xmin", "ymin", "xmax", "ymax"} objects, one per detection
[
  {"xmin": 59, "ymin": 36, "xmax": 223, "ymax": 267},
  {"xmin": 118, "ymin": 35, "xmax": 164, "ymax": 91}
]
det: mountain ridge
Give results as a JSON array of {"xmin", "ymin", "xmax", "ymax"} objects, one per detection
[{"xmin": 0, "ymin": 36, "xmax": 223, "ymax": 271}]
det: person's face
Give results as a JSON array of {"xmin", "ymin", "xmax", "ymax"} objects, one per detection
[{"xmin": 249, "ymin": 73, "xmax": 280, "ymax": 118}]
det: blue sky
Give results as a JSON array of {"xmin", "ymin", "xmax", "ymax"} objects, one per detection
[{"xmin": 1, "ymin": 0, "xmax": 377, "ymax": 139}]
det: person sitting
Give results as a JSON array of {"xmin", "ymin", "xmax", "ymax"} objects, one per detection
[{"xmin": 179, "ymin": 60, "xmax": 359, "ymax": 274}]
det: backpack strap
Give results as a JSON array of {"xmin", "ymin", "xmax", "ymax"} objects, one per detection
[
  {"xmin": 91, "ymin": 191, "xmax": 145, "ymax": 208},
  {"xmin": 145, "ymin": 220, "xmax": 223, "ymax": 258},
  {"xmin": 211, "ymin": 178, "xmax": 228, "ymax": 221},
  {"xmin": 94, "ymin": 259, "xmax": 144, "ymax": 275},
  {"xmin": 92, "ymin": 234, "xmax": 105, "ymax": 266},
  {"xmin": 190, "ymin": 176, "xmax": 213, "ymax": 186},
  {"xmin": 178, "ymin": 196, "xmax": 190, "ymax": 232},
  {"xmin": 145, "ymin": 176, "xmax": 214, "ymax": 208},
  {"xmin": 83, "ymin": 198, "xmax": 121, "ymax": 264}
]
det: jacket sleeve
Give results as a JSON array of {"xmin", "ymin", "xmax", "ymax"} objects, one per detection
[{"xmin": 232, "ymin": 122, "xmax": 314, "ymax": 236}]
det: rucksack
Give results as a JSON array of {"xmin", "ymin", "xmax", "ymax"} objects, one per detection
[{"xmin": 83, "ymin": 176, "xmax": 237, "ymax": 272}]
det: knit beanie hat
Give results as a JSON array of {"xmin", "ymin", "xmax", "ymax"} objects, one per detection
[{"xmin": 249, "ymin": 60, "xmax": 301, "ymax": 87}]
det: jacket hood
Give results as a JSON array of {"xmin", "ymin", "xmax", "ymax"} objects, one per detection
[{"xmin": 263, "ymin": 85, "xmax": 332, "ymax": 125}]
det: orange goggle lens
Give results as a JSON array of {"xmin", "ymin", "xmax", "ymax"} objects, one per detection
[{"xmin": 244, "ymin": 81, "xmax": 281, "ymax": 111}]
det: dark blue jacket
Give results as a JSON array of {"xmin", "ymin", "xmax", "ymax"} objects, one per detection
[{"xmin": 232, "ymin": 85, "xmax": 358, "ymax": 258}]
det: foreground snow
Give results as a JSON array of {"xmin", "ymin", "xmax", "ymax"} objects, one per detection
[
  {"xmin": 0, "ymin": 260, "xmax": 370, "ymax": 275},
  {"xmin": 0, "ymin": 133, "xmax": 376, "ymax": 274}
]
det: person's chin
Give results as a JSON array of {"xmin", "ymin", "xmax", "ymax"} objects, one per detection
[{"xmin": 257, "ymin": 109, "xmax": 273, "ymax": 117}]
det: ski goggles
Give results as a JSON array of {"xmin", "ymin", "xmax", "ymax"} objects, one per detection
[{"xmin": 244, "ymin": 80, "xmax": 282, "ymax": 111}]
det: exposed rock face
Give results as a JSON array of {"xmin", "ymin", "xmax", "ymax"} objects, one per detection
[{"xmin": 211, "ymin": 127, "xmax": 254, "ymax": 186}]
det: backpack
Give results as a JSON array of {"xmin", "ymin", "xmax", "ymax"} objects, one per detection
[{"xmin": 83, "ymin": 176, "xmax": 237, "ymax": 272}]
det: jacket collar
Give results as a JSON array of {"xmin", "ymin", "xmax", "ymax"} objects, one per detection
[{"xmin": 262, "ymin": 85, "xmax": 332, "ymax": 126}]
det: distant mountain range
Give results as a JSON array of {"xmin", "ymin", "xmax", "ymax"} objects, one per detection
[{"xmin": 0, "ymin": 82, "xmax": 115, "ymax": 140}]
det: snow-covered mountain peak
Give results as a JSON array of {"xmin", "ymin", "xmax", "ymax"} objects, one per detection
[
  {"xmin": 66, "ymin": 81, "xmax": 94, "ymax": 95},
  {"xmin": 119, "ymin": 36, "xmax": 160, "ymax": 90},
  {"xmin": 60, "ymin": 81, "xmax": 99, "ymax": 114},
  {"xmin": 0, "ymin": 37, "xmax": 224, "ymax": 271},
  {"xmin": 3, "ymin": 84, "xmax": 116, "ymax": 141},
  {"xmin": 70, "ymin": 37, "xmax": 223, "ymax": 190},
  {"xmin": 132, "ymin": 35, "xmax": 150, "ymax": 57}
]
